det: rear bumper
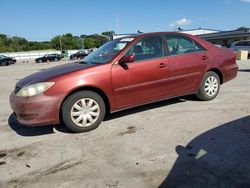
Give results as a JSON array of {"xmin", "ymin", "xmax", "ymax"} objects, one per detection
[
  {"xmin": 222, "ymin": 63, "xmax": 239, "ymax": 83},
  {"xmin": 9, "ymin": 92, "xmax": 64, "ymax": 126}
]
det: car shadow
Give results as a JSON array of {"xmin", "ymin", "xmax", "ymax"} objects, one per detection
[
  {"xmin": 8, "ymin": 96, "xmax": 195, "ymax": 137},
  {"xmin": 8, "ymin": 113, "xmax": 72, "ymax": 137},
  {"xmin": 159, "ymin": 115, "xmax": 250, "ymax": 188},
  {"xmin": 104, "ymin": 97, "xmax": 186, "ymax": 121}
]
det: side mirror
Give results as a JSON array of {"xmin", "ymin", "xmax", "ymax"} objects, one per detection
[{"xmin": 118, "ymin": 54, "xmax": 135, "ymax": 69}]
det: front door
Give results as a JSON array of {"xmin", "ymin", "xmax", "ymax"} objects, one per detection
[{"xmin": 111, "ymin": 35, "xmax": 171, "ymax": 110}]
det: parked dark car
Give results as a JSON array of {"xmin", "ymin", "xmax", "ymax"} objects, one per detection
[
  {"xmin": 0, "ymin": 55, "xmax": 16, "ymax": 66},
  {"xmin": 35, "ymin": 53, "xmax": 63, "ymax": 63},
  {"xmin": 10, "ymin": 32, "xmax": 238, "ymax": 133},
  {"xmin": 69, "ymin": 50, "xmax": 89, "ymax": 60}
]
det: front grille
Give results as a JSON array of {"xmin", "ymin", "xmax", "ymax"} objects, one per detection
[{"xmin": 14, "ymin": 86, "xmax": 21, "ymax": 94}]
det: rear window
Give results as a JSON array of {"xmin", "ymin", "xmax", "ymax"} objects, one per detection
[
  {"xmin": 235, "ymin": 41, "xmax": 248, "ymax": 46},
  {"xmin": 165, "ymin": 35, "xmax": 205, "ymax": 56}
]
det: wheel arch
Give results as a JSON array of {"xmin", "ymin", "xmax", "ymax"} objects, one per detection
[
  {"xmin": 207, "ymin": 68, "xmax": 223, "ymax": 84},
  {"xmin": 60, "ymin": 86, "xmax": 111, "ymax": 116}
]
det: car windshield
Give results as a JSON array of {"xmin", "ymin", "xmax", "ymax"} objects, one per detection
[
  {"xmin": 0, "ymin": 55, "xmax": 6, "ymax": 59},
  {"xmin": 82, "ymin": 37, "xmax": 135, "ymax": 64}
]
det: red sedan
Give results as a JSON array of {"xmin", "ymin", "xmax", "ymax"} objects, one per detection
[{"xmin": 10, "ymin": 32, "xmax": 238, "ymax": 132}]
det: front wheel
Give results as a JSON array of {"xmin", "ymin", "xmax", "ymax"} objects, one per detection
[
  {"xmin": 61, "ymin": 91, "xmax": 106, "ymax": 133},
  {"xmin": 196, "ymin": 71, "xmax": 220, "ymax": 101}
]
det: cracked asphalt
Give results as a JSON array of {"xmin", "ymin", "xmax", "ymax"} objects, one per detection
[{"xmin": 0, "ymin": 60, "xmax": 250, "ymax": 188}]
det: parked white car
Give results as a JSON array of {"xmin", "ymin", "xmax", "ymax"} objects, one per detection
[{"xmin": 230, "ymin": 40, "xmax": 250, "ymax": 58}]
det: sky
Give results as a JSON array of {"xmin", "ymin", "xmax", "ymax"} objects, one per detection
[{"xmin": 0, "ymin": 0, "xmax": 250, "ymax": 41}]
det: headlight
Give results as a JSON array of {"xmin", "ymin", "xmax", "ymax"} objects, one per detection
[{"xmin": 16, "ymin": 82, "xmax": 55, "ymax": 97}]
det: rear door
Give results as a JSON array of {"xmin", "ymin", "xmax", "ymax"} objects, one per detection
[
  {"xmin": 48, "ymin": 54, "xmax": 54, "ymax": 61},
  {"xmin": 111, "ymin": 35, "xmax": 171, "ymax": 109},
  {"xmin": 164, "ymin": 34, "xmax": 208, "ymax": 96}
]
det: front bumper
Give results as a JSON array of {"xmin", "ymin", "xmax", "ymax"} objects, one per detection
[{"xmin": 9, "ymin": 92, "xmax": 64, "ymax": 126}]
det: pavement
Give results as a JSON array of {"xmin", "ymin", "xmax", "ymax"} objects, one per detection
[{"xmin": 0, "ymin": 60, "xmax": 250, "ymax": 188}]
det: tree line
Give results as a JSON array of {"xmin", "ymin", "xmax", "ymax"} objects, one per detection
[{"xmin": 0, "ymin": 31, "xmax": 114, "ymax": 53}]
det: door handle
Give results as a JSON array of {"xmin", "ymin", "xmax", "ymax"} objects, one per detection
[
  {"xmin": 201, "ymin": 55, "xmax": 209, "ymax": 60},
  {"xmin": 158, "ymin": 63, "xmax": 168, "ymax": 68}
]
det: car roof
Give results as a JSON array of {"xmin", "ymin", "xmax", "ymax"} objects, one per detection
[
  {"xmin": 116, "ymin": 32, "xmax": 193, "ymax": 40},
  {"xmin": 233, "ymin": 40, "xmax": 250, "ymax": 44},
  {"xmin": 113, "ymin": 31, "xmax": 216, "ymax": 52}
]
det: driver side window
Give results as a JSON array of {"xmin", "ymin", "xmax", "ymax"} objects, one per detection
[{"xmin": 126, "ymin": 35, "xmax": 163, "ymax": 62}]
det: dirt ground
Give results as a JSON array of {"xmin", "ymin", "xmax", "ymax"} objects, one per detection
[{"xmin": 0, "ymin": 60, "xmax": 250, "ymax": 188}]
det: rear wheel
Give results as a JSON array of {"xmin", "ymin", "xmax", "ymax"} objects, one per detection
[
  {"xmin": 196, "ymin": 71, "xmax": 220, "ymax": 101},
  {"xmin": 61, "ymin": 91, "xmax": 106, "ymax": 133}
]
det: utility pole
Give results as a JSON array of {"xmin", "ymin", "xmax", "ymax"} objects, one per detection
[
  {"xmin": 80, "ymin": 35, "xmax": 87, "ymax": 50},
  {"xmin": 81, "ymin": 37, "xmax": 83, "ymax": 49},
  {"xmin": 59, "ymin": 36, "xmax": 62, "ymax": 52}
]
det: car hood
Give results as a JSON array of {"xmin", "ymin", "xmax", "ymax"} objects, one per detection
[{"xmin": 16, "ymin": 62, "xmax": 97, "ymax": 88}]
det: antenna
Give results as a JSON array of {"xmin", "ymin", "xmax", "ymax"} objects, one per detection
[{"xmin": 116, "ymin": 15, "xmax": 119, "ymax": 34}]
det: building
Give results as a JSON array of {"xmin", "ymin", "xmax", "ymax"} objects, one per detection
[
  {"xmin": 179, "ymin": 27, "xmax": 250, "ymax": 47},
  {"xmin": 179, "ymin": 28, "xmax": 220, "ymax": 35},
  {"xmin": 111, "ymin": 28, "xmax": 250, "ymax": 47},
  {"xmin": 111, "ymin": 33, "xmax": 138, "ymax": 40},
  {"xmin": 198, "ymin": 28, "xmax": 250, "ymax": 47},
  {"xmin": 112, "ymin": 28, "xmax": 220, "ymax": 40}
]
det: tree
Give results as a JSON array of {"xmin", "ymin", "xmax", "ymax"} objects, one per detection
[
  {"xmin": 61, "ymin": 33, "xmax": 78, "ymax": 50},
  {"xmin": 0, "ymin": 33, "xmax": 52, "ymax": 52},
  {"xmin": 0, "ymin": 31, "xmax": 112, "ymax": 53},
  {"xmin": 0, "ymin": 34, "xmax": 12, "ymax": 52},
  {"xmin": 9, "ymin": 37, "xmax": 29, "ymax": 51},
  {"xmin": 50, "ymin": 35, "xmax": 61, "ymax": 50},
  {"xmin": 237, "ymin": 26, "xmax": 249, "ymax": 30},
  {"xmin": 83, "ymin": 37, "xmax": 101, "ymax": 49},
  {"xmin": 101, "ymin": 31, "xmax": 115, "ymax": 37},
  {"xmin": 50, "ymin": 33, "xmax": 80, "ymax": 51}
]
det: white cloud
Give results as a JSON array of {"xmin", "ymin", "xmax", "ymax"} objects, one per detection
[
  {"xmin": 242, "ymin": 0, "xmax": 250, "ymax": 2},
  {"xmin": 170, "ymin": 18, "xmax": 192, "ymax": 28}
]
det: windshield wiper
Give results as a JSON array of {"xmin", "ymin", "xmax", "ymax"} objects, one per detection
[
  {"xmin": 78, "ymin": 61, "xmax": 104, "ymax": 65},
  {"xmin": 90, "ymin": 62, "xmax": 103, "ymax": 64},
  {"xmin": 78, "ymin": 61, "xmax": 91, "ymax": 64}
]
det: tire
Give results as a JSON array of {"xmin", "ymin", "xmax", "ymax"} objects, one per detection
[
  {"xmin": 39, "ymin": 59, "xmax": 42, "ymax": 63},
  {"xmin": 54, "ymin": 58, "xmax": 58, "ymax": 62},
  {"xmin": 61, "ymin": 91, "xmax": 106, "ymax": 133},
  {"xmin": 1, "ymin": 61, "xmax": 7, "ymax": 66},
  {"xmin": 196, "ymin": 71, "xmax": 220, "ymax": 101},
  {"xmin": 2, "ymin": 61, "xmax": 9, "ymax": 66}
]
